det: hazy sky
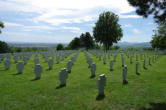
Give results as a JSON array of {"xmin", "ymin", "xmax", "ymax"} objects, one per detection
[{"xmin": 0, "ymin": 0, "xmax": 157, "ymax": 43}]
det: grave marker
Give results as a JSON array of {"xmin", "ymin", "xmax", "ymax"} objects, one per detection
[
  {"xmin": 16, "ymin": 62, "xmax": 24, "ymax": 74},
  {"xmin": 91, "ymin": 63, "xmax": 96, "ymax": 77},
  {"xmin": 4, "ymin": 59, "xmax": 11, "ymax": 70},
  {"xmin": 59, "ymin": 68, "xmax": 68, "ymax": 87},
  {"xmin": 34, "ymin": 64, "xmax": 43, "ymax": 80},
  {"xmin": 110, "ymin": 60, "xmax": 114, "ymax": 71},
  {"xmin": 122, "ymin": 65, "xmax": 128, "ymax": 84},
  {"xmin": 48, "ymin": 59, "xmax": 54, "ymax": 70},
  {"xmin": 97, "ymin": 74, "xmax": 106, "ymax": 97}
]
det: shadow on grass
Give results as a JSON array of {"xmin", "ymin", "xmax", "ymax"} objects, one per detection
[
  {"xmin": 144, "ymin": 67, "xmax": 148, "ymax": 70},
  {"xmin": 12, "ymin": 73, "xmax": 22, "ymax": 75},
  {"xmin": 46, "ymin": 68, "xmax": 52, "ymax": 71},
  {"xmin": 136, "ymin": 73, "xmax": 141, "ymax": 75},
  {"xmin": 0, "ymin": 69, "xmax": 7, "ymax": 71},
  {"xmin": 123, "ymin": 80, "xmax": 128, "ymax": 85},
  {"xmin": 90, "ymin": 75, "xmax": 95, "ymax": 79},
  {"xmin": 96, "ymin": 94, "xmax": 105, "ymax": 101},
  {"xmin": 30, "ymin": 77, "xmax": 40, "ymax": 81},
  {"xmin": 139, "ymin": 102, "xmax": 166, "ymax": 110},
  {"xmin": 56, "ymin": 84, "xmax": 66, "ymax": 89}
]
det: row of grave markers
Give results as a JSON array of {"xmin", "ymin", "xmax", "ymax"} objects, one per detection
[
  {"xmin": 0, "ymin": 49, "xmax": 163, "ymax": 99},
  {"xmin": 85, "ymin": 50, "xmax": 162, "ymax": 97}
]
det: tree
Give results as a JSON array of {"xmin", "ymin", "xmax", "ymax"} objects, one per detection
[
  {"xmin": 0, "ymin": 41, "xmax": 10, "ymax": 53},
  {"xmin": 56, "ymin": 43, "xmax": 64, "ymax": 50},
  {"xmin": 93, "ymin": 11, "xmax": 123, "ymax": 51},
  {"xmin": 84, "ymin": 32, "xmax": 95, "ymax": 49},
  {"xmin": 111, "ymin": 46, "xmax": 120, "ymax": 50},
  {"xmin": 150, "ymin": 22, "xmax": 166, "ymax": 50},
  {"xmin": 79, "ymin": 32, "xmax": 94, "ymax": 49},
  {"xmin": 127, "ymin": 0, "xmax": 166, "ymax": 23},
  {"xmin": 0, "ymin": 21, "xmax": 4, "ymax": 33},
  {"xmin": 94, "ymin": 43, "xmax": 101, "ymax": 49},
  {"xmin": 79, "ymin": 33, "xmax": 86, "ymax": 47},
  {"xmin": 68, "ymin": 37, "xmax": 80, "ymax": 49}
]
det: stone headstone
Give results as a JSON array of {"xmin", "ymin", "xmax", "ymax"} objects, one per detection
[
  {"xmin": 143, "ymin": 59, "xmax": 146, "ymax": 69},
  {"xmin": 4, "ymin": 59, "xmax": 11, "ymax": 70},
  {"xmin": 103, "ymin": 55, "xmax": 106, "ymax": 64},
  {"xmin": 91, "ymin": 63, "xmax": 96, "ymax": 77},
  {"xmin": 152, "ymin": 56, "xmax": 155, "ymax": 63},
  {"xmin": 122, "ymin": 65, "xmax": 128, "ymax": 84},
  {"xmin": 110, "ymin": 60, "xmax": 114, "ymax": 71},
  {"xmin": 99, "ymin": 55, "xmax": 101, "ymax": 61},
  {"xmin": 57, "ymin": 56, "xmax": 60, "ymax": 64},
  {"xmin": 6, "ymin": 54, "xmax": 11, "ymax": 60},
  {"xmin": 130, "ymin": 56, "xmax": 133, "ymax": 64},
  {"xmin": 34, "ymin": 58, "xmax": 39, "ymax": 65},
  {"xmin": 14, "ymin": 56, "xmax": 18, "ymax": 63},
  {"xmin": 97, "ymin": 74, "xmax": 106, "ymax": 96},
  {"xmin": 113, "ymin": 55, "xmax": 116, "ymax": 62},
  {"xmin": 16, "ymin": 62, "xmax": 24, "ymax": 74},
  {"xmin": 121, "ymin": 55, "xmax": 124, "ymax": 67},
  {"xmin": 88, "ymin": 58, "xmax": 93, "ymax": 68},
  {"xmin": 136, "ymin": 61, "xmax": 139, "ymax": 75},
  {"xmin": 59, "ymin": 68, "xmax": 68, "ymax": 86},
  {"xmin": 34, "ymin": 64, "xmax": 43, "ymax": 79},
  {"xmin": 148, "ymin": 57, "xmax": 151, "ymax": 65},
  {"xmin": 45, "ymin": 56, "xmax": 49, "ymax": 62},
  {"xmin": 67, "ymin": 60, "xmax": 72, "ymax": 73},
  {"xmin": 23, "ymin": 57, "xmax": 28, "ymax": 65},
  {"xmin": 48, "ymin": 59, "xmax": 54, "ymax": 70}
]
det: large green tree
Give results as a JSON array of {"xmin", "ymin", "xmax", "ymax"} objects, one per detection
[
  {"xmin": 150, "ymin": 22, "xmax": 166, "ymax": 50},
  {"xmin": 0, "ymin": 21, "xmax": 4, "ymax": 33},
  {"xmin": 0, "ymin": 21, "xmax": 9, "ymax": 53},
  {"xmin": 127, "ymin": 0, "xmax": 166, "ymax": 23},
  {"xmin": 93, "ymin": 11, "xmax": 123, "ymax": 51},
  {"xmin": 0, "ymin": 41, "xmax": 10, "ymax": 53},
  {"xmin": 56, "ymin": 43, "xmax": 64, "ymax": 50},
  {"xmin": 68, "ymin": 37, "xmax": 80, "ymax": 49},
  {"xmin": 79, "ymin": 32, "xmax": 94, "ymax": 49}
]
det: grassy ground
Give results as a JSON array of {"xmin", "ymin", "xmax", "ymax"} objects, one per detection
[{"xmin": 0, "ymin": 51, "xmax": 166, "ymax": 110}]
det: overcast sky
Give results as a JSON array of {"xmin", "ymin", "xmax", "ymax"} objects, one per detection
[{"xmin": 0, "ymin": 0, "xmax": 157, "ymax": 43}]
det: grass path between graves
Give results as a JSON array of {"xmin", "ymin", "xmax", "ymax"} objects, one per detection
[{"xmin": 0, "ymin": 51, "xmax": 166, "ymax": 110}]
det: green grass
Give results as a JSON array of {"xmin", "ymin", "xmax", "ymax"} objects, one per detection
[{"xmin": 0, "ymin": 51, "xmax": 166, "ymax": 110}]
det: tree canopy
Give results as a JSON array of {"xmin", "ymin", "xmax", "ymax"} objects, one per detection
[
  {"xmin": 127, "ymin": 0, "xmax": 166, "ymax": 23},
  {"xmin": 56, "ymin": 43, "xmax": 64, "ymax": 50},
  {"xmin": 93, "ymin": 11, "xmax": 123, "ymax": 51},
  {"xmin": 0, "ymin": 41, "xmax": 10, "ymax": 53},
  {"xmin": 68, "ymin": 32, "xmax": 95, "ymax": 50},
  {"xmin": 0, "ymin": 21, "xmax": 4, "ymax": 34},
  {"xmin": 150, "ymin": 22, "xmax": 166, "ymax": 50},
  {"xmin": 68, "ymin": 37, "xmax": 80, "ymax": 49},
  {"xmin": 80, "ymin": 32, "xmax": 94, "ymax": 49}
]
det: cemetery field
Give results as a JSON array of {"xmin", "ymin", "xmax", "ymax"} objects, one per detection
[{"xmin": 0, "ymin": 51, "xmax": 166, "ymax": 110}]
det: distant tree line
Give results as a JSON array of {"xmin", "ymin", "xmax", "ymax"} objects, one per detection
[
  {"xmin": 0, "ymin": 41, "xmax": 48, "ymax": 53},
  {"xmin": 56, "ymin": 32, "xmax": 96, "ymax": 50},
  {"xmin": 68, "ymin": 32, "xmax": 95, "ymax": 50}
]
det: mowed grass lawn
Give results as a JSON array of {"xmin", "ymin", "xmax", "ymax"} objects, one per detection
[{"xmin": 0, "ymin": 51, "xmax": 166, "ymax": 110}]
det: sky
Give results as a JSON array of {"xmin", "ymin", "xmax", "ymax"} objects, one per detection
[{"xmin": 0, "ymin": 0, "xmax": 157, "ymax": 43}]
